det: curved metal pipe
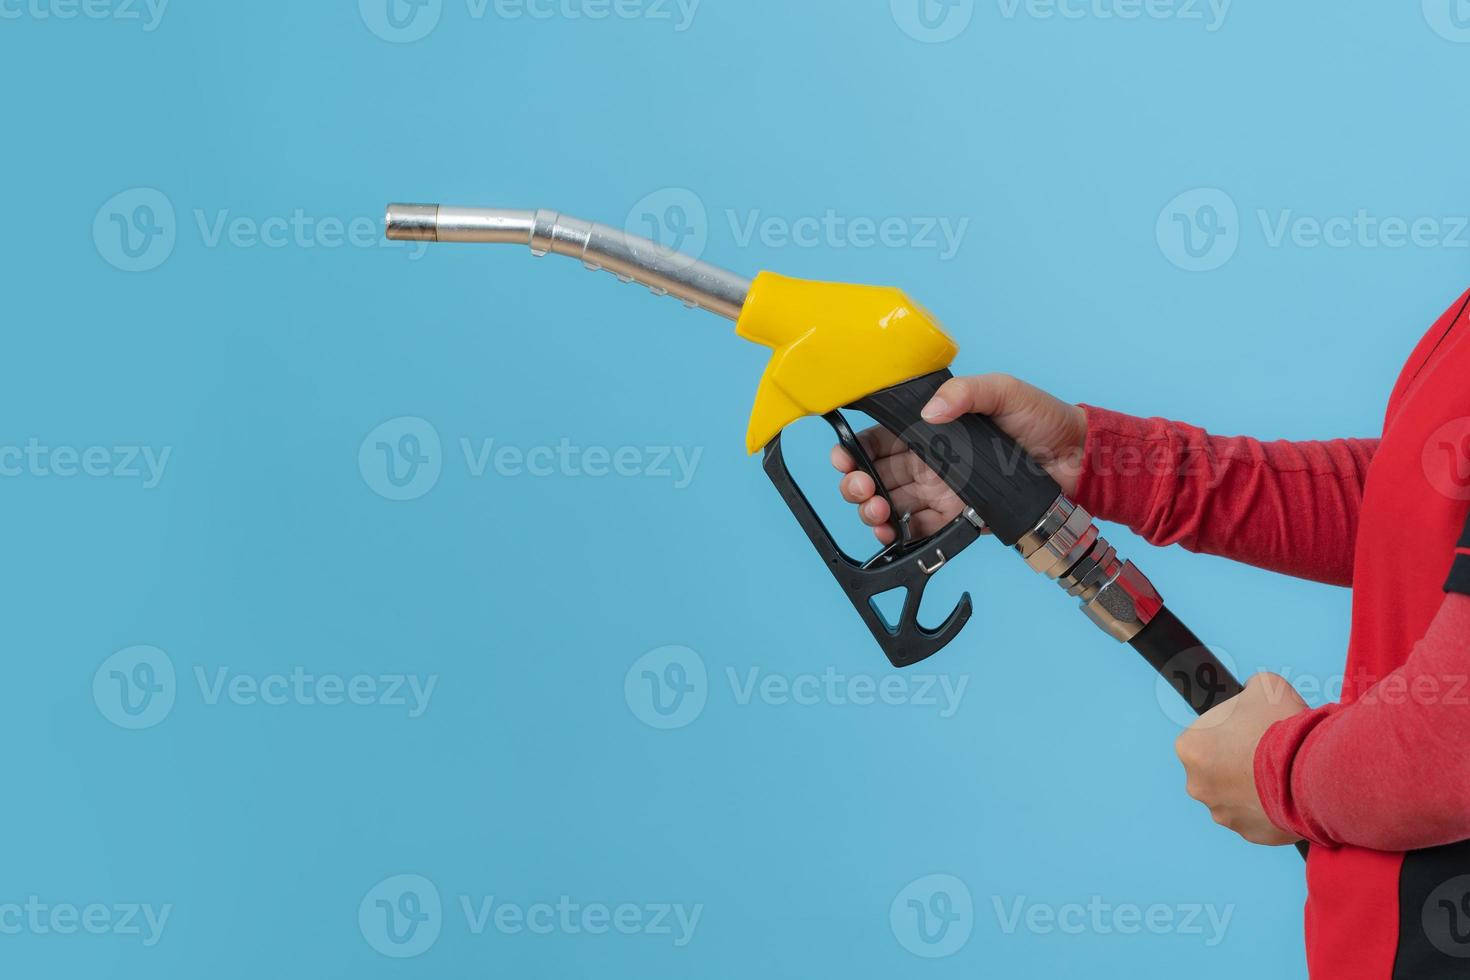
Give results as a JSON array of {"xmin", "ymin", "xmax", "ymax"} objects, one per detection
[{"xmin": 386, "ymin": 204, "xmax": 752, "ymax": 321}]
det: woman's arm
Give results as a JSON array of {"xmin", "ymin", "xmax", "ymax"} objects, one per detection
[
  {"xmin": 1253, "ymin": 530, "xmax": 1470, "ymax": 851},
  {"xmin": 1074, "ymin": 409, "xmax": 1378, "ymax": 586}
]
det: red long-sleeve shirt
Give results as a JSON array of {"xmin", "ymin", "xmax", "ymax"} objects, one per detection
[{"xmin": 1073, "ymin": 290, "xmax": 1470, "ymax": 978}]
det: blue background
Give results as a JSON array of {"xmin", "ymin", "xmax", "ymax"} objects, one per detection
[{"xmin": 4, "ymin": 1, "xmax": 1468, "ymax": 977}]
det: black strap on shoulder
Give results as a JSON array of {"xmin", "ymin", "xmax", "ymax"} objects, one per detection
[{"xmin": 1447, "ymin": 510, "xmax": 1470, "ymax": 596}]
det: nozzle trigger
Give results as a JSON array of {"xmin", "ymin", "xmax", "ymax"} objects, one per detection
[{"xmin": 763, "ymin": 411, "xmax": 985, "ymax": 668}]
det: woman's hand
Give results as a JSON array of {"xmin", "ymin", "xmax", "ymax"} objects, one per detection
[
  {"xmin": 1175, "ymin": 672, "xmax": 1308, "ymax": 846},
  {"xmin": 831, "ymin": 374, "xmax": 1088, "ymax": 544}
]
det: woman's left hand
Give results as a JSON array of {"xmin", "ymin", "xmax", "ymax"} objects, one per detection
[{"xmin": 1175, "ymin": 672, "xmax": 1309, "ymax": 846}]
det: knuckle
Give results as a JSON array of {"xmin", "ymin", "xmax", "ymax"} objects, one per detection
[
  {"xmin": 1252, "ymin": 671, "xmax": 1286, "ymax": 693},
  {"xmin": 1174, "ymin": 733, "xmax": 1195, "ymax": 760},
  {"xmin": 937, "ymin": 377, "xmax": 971, "ymax": 403},
  {"xmin": 991, "ymin": 373, "xmax": 1023, "ymax": 401}
]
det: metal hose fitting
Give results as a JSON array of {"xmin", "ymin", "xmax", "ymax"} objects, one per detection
[{"xmin": 1016, "ymin": 496, "xmax": 1164, "ymax": 643}]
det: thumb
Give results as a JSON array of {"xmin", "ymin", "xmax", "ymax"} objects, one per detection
[{"xmin": 921, "ymin": 374, "xmax": 1021, "ymax": 423}]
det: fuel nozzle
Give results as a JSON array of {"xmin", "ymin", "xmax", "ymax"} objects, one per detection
[{"xmin": 385, "ymin": 203, "xmax": 752, "ymax": 321}]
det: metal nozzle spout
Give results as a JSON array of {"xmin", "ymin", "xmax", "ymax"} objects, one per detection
[
  {"xmin": 384, "ymin": 204, "xmax": 440, "ymax": 242},
  {"xmin": 384, "ymin": 202, "xmax": 752, "ymax": 321}
]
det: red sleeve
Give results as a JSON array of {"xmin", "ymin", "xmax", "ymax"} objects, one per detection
[
  {"xmin": 1253, "ymin": 593, "xmax": 1470, "ymax": 850},
  {"xmin": 1072, "ymin": 407, "xmax": 1377, "ymax": 587}
]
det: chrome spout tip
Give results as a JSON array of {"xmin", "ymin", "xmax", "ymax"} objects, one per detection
[{"xmin": 385, "ymin": 203, "xmax": 440, "ymax": 242}]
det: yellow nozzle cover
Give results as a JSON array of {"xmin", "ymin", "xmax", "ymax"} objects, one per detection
[{"xmin": 736, "ymin": 272, "xmax": 960, "ymax": 453}]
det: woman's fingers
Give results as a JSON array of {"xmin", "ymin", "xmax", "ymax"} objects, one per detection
[
  {"xmin": 840, "ymin": 471, "xmax": 876, "ymax": 503},
  {"xmin": 858, "ymin": 494, "xmax": 891, "ymax": 528},
  {"xmin": 834, "ymin": 424, "xmax": 961, "ymax": 543},
  {"xmin": 844, "ymin": 471, "xmax": 960, "ymax": 529}
]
